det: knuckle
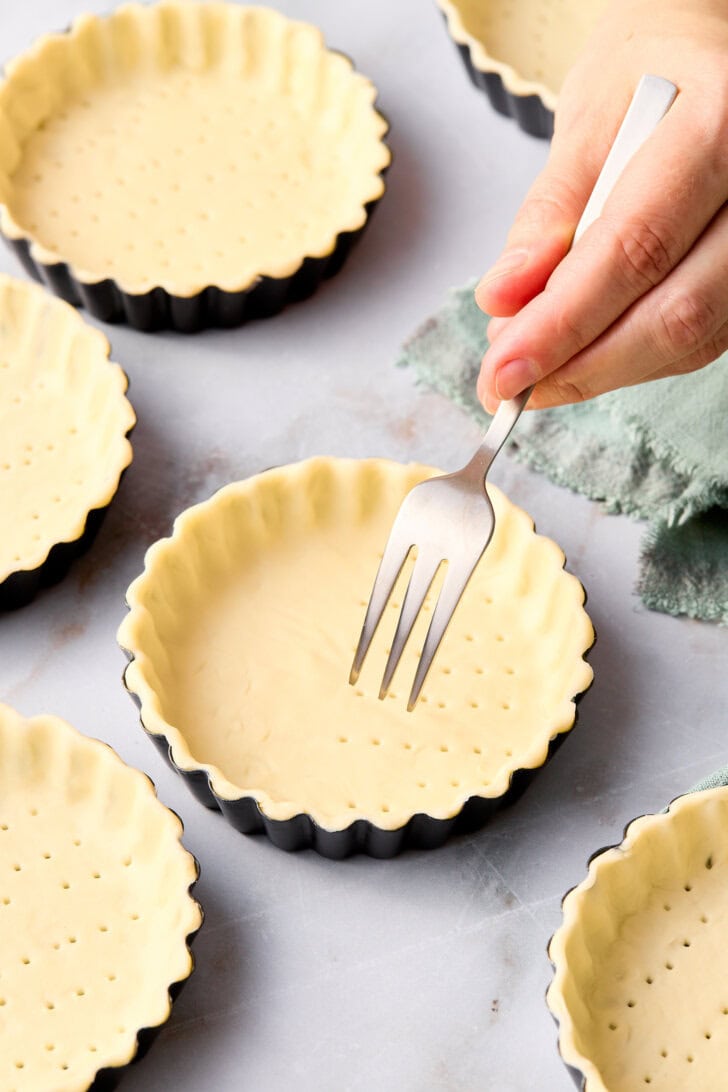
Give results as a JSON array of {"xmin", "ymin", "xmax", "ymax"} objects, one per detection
[
  {"xmin": 611, "ymin": 216, "xmax": 677, "ymax": 288},
  {"xmin": 689, "ymin": 323, "xmax": 728, "ymax": 370},
  {"xmin": 655, "ymin": 293, "xmax": 717, "ymax": 358},
  {"xmin": 516, "ymin": 175, "xmax": 584, "ymax": 234},
  {"xmin": 550, "ymin": 305, "xmax": 589, "ymax": 351},
  {"xmin": 545, "ymin": 369, "xmax": 589, "ymax": 406}
]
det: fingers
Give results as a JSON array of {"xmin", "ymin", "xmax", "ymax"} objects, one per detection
[
  {"xmin": 479, "ymin": 93, "xmax": 728, "ymax": 406},
  {"xmin": 521, "ymin": 200, "xmax": 728, "ymax": 408}
]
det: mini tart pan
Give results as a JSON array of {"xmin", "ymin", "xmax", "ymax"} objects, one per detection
[
  {"xmin": 0, "ymin": 702, "xmax": 202, "ymax": 1092},
  {"xmin": 0, "ymin": 2, "xmax": 391, "ymax": 332},
  {"xmin": 0, "ymin": 274, "xmax": 134, "ymax": 611},
  {"xmin": 436, "ymin": 0, "xmax": 607, "ymax": 138},
  {"xmin": 547, "ymin": 788, "xmax": 728, "ymax": 1091},
  {"xmin": 118, "ymin": 456, "xmax": 594, "ymax": 859}
]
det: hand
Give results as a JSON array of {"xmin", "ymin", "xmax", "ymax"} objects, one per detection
[{"xmin": 475, "ymin": 0, "xmax": 728, "ymax": 413}]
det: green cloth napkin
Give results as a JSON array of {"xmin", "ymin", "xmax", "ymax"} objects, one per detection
[{"xmin": 398, "ymin": 281, "xmax": 728, "ymax": 623}]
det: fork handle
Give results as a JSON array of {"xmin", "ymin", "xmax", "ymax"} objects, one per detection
[{"xmin": 467, "ymin": 73, "xmax": 678, "ymax": 485}]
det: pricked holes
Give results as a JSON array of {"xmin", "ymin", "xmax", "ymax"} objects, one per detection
[
  {"xmin": 403, "ymin": 742, "xmax": 412, "ymax": 750},
  {"xmin": 608, "ymin": 1023, "xmax": 617, "ymax": 1031},
  {"xmin": 684, "ymin": 883, "xmax": 692, "ymax": 892},
  {"xmin": 473, "ymin": 746, "xmax": 482, "ymax": 755},
  {"xmin": 75, "ymin": 988, "xmax": 85, "ymax": 997},
  {"xmin": 663, "ymin": 903, "xmax": 672, "ymax": 912},
  {"xmin": 683, "ymin": 939, "xmax": 691, "ymax": 947},
  {"xmin": 701, "ymin": 914, "xmax": 709, "ymax": 924},
  {"xmin": 495, "ymin": 634, "xmax": 504, "ymax": 643},
  {"xmin": 21, "ymin": 957, "xmax": 30, "ymax": 966},
  {"xmin": 123, "ymin": 856, "xmax": 132, "ymax": 868},
  {"xmin": 645, "ymin": 976, "xmax": 653, "ymax": 985},
  {"xmin": 660, "ymin": 1050, "xmax": 668, "ymax": 1058},
  {"xmin": 337, "ymin": 736, "xmax": 348, "ymax": 744},
  {"xmin": 706, "ymin": 856, "xmax": 714, "ymax": 869},
  {"xmin": 705, "ymin": 1031, "xmax": 712, "ymax": 1040},
  {"xmin": 441, "ymin": 667, "xmax": 451, "ymax": 675},
  {"xmin": 665, "ymin": 961, "xmax": 674, "ymax": 971},
  {"xmin": 687, "ymin": 1056, "xmax": 694, "ymax": 1064},
  {"xmin": 464, "ymin": 634, "xmax": 474, "ymax": 642},
  {"xmin": 381, "ymin": 805, "xmax": 390, "ymax": 814},
  {"xmin": 98, "ymin": 925, "xmax": 108, "ymax": 933},
  {"xmin": 437, "ymin": 702, "xmax": 446, "ymax": 710},
  {"xmin": 439, "ymin": 744, "xmax": 448, "ymax": 753},
  {"xmin": 627, "ymin": 1000, "xmax": 636, "ymax": 1008},
  {"xmin": 347, "ymin": 802, "xmax": 356, "ymax": 810},
  {"xmin": 470, "ymin": 702, "xmax": 479, "ymax": 710},
  {"xmin": 371, "ymin": 738, "xmax": 381, "ymax": 747},
  {"xmin": 501, "ymin": 703, "xmax": 510, "ymax": 711}
]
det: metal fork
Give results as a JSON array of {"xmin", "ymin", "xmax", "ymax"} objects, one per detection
[{"xmin": 350, "ymin": 74, "xmax": 678, "ymax": 711}]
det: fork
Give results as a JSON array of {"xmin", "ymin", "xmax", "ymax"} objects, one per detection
[{"xmin": 350, "ymin": 74, "xmax": 678, "ymax": 711}]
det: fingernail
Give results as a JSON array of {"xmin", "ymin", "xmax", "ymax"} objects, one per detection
[
  {"xmin": 477, "ymin": 249, "xmax": 528, "ymax": 291},
  {"xmin": 495, "ymin": 358, "xmax": 539, "ymax": 400}
]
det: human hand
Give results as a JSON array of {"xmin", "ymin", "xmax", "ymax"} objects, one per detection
[{"xmin": 475, "ymin": 0, "xmax": 728, "ymax": 413}]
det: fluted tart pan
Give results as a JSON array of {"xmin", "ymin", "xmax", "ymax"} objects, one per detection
[
  {"xmin": 0, "ymin": 274, "xmax": 134, "ymax": 610},
  {"xmin": 0, "ymin": 2, "xmax": 391, "ymax": 331},
  {"xmin": 0, "ymin": 702, "xmax": 202, "ymax": 1091},
  {"xmin": 119, "ymin": 456, "xmax": 594, "ymax": 858}
]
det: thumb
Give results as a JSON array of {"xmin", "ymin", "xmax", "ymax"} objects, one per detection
[{"xmin": 475, "ymin": 122, "xmax": 604, "ymax": 318}]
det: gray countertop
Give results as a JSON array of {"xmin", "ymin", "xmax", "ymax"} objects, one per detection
[{"xmin": 2, "ymin": 2, "xmax": 727, "ymax": 1090}]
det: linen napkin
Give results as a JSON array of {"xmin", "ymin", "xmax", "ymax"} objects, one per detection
[{"xmin": 398, "ymin": 281, "xmax": 728, "ymax": 624}]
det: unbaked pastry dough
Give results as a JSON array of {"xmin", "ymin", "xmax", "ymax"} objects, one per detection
[
  {"xmin": 437, "ymin": 0, "xmax": 608, "ymax": 105},
  {"xmin": 0, "ymin": 703, "xmax": 201, "ymax": 1092},
  {"xmin": 548, "ymin": 788, "xmax": 728, "ymax": 1092},
  {"xmin": 0, "ymin": 274, "xmax": 133, "ymax": 584},
  {"xmin": 0, "ymin": 3, "xmax": 390, "ymax": 296},
  {"xmin": 120, "ymin": 457, "xmax": 593, "ymax": 831}
]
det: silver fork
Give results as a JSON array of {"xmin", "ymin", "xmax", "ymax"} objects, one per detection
[{"xmin": 350, "ymin": 74, "xmax": 678, "ymax": 711}]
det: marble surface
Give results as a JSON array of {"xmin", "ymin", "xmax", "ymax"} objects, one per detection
[{"xmin": 2, "ymin": 2, "xmax": 727, "ymax": 1090}]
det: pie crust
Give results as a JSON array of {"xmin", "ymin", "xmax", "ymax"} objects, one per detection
[
  {"xmin": 437, "ymin": 0, "xmax": 608, "ymax": 137},
  {"xmin": 0, "ymin": 274, "xmax": 134, "ymax": 610},
  {"xmin": 119, "ymin": 456, "xmax": 594, "ymax": 857},
  {"xmin": 0, "ymin": 702, "xmax": 201, "ymax": 1091},
  {"xmin": 548, "ymin": 788, "xmax": 728, "ymax": 1091},
  {"xmin": 0, "ymin": 3, "xmax": 390, "ymax": 331}
]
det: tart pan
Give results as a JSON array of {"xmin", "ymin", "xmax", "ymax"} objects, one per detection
[
  {"xmin": 436, "ymin": 0, "xmax": 607, "ymax": 138},
  {"xmin": 0, "ymin": 702, "xmax": 202, "ymax": 1091},
  {"xmin": 0, "ymin": 3, "xmax": 391, "ymax": 332},
  {"xmin": 548, "ymin": 788, "xmax": 728, "ymax": 1091},
  {"xmin": 0, "ymin": 274, "xmax": 134, "ymax": 611},
  {"xmin": 119, "ymin": 456, "xmax": 594, "ymax": 859}
]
